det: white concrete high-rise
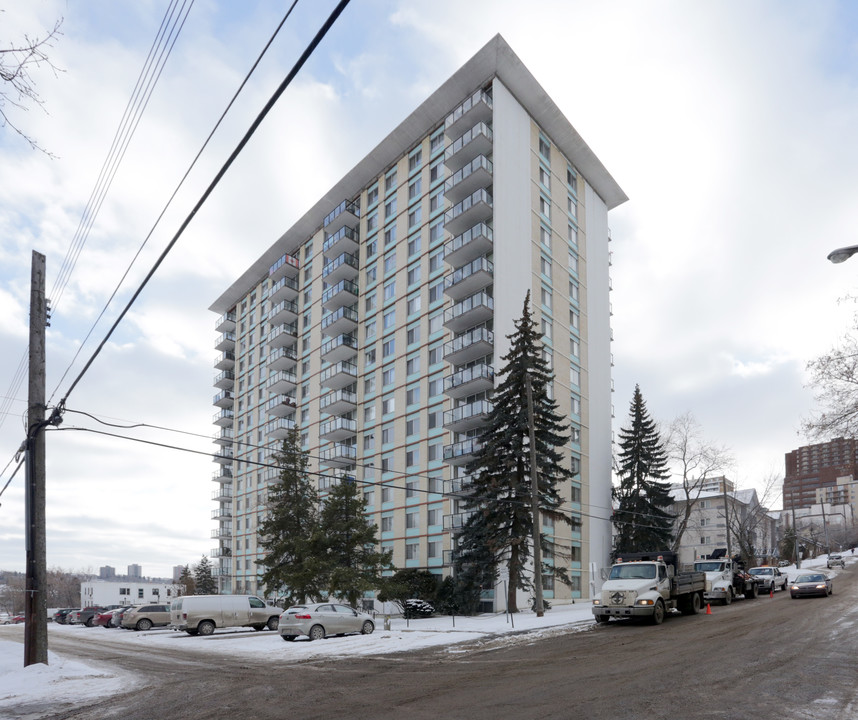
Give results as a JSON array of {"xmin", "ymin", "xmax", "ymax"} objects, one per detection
[{"xmin": 209, "ymin": 35, "xmax": 626, "ymax": 610}]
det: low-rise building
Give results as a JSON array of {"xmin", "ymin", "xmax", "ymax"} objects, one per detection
[{"xmin": 80, "ymin": 580, "xmax": 184, "ymax": 608}]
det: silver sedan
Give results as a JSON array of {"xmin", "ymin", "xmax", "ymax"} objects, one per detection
[
  {"xmin": 790, "ymin": 573, "xmax": 833, "ymax": 599},
  {"xmin": 279, "ymin": 603, "xmax": 375, "ymax": 641}
]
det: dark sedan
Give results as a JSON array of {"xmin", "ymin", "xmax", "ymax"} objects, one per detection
[{"xmin": 790, "ymin": 573, "xmax": 833, "ymax": 598}]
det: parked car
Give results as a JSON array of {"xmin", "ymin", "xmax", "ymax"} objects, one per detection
[
  {"xmin": 0, "ymin": 613, "xmax": 11, "ymax": 625},
  {"xmin": 53, "ymin": 608, "xmax": 78, "ymax": 624},
  {"xmin": 10, "ymin": 615, "xmax": 25, "ymax": 624},
  {"xmin": 110, "ymin": 606, "xmax": 135, "ymax": 628},
  {"xmin": 790, "ymin": 573, "xmax": 833, "ymax": 598},
  {"xmin": 279, "ymin": 603, "xmax": 375, "ymax": 642},
  {"xmin": 74, "ymin": 606, "xmax": 109, "ymax": 627},
  {"xmin": 121, "ymin": 604, "xmax": 171, "ymax": 631},
  {"xmin": 777, "ymin": 560, "xmax": 790, "ymax": 567},
  {"xmin": 748, "ymin": 566, "xmax": 789, "ymax": 592},
  {"xmin": 827, "ymin": 554, "xmax": 846, "ymax": 569}
]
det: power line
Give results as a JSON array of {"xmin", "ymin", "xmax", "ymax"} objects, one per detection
[
  {"xmin": 51, "ymin": 0, "xmax": 353, "ymax": 414},
  {"xmin": 0, "ymin": 0, "xmax": 195, "ymax": 432},
  {"xmin": 49, "ymin": 0, "xmax": 301, "ymax": 403}
]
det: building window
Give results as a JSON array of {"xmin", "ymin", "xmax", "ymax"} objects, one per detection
[
  {"xmin": 381, "ymin": 425, "xmax": 393, "ymax": 444},
  {"xmin": 567, "ymin": 166, "xmax": 577, "ymax": 193},
  {"xmin": 382, "ymin": 396, "xmax": 395, "ymax": 414},
  {"xmin": 385, "ymin": 197, "xmax": 397, "ymax": 219},
  {"xmin": 365, "ymin": 292, "xmax": 377, "ymax": 312},
  {"xmin": 382, "ymin": 366, "xmax": 395, "ymax": 386},
  {"xmin": 382, "ymin": 338, "xmax": 395, "ymax": 357},
  {"xmin": 381, "ymin": 515, "xmax": 393, "ymax": 532},
  {"xmin": 382, "ymin": 485, "xmax": 393, "ymax": 504},
  {"xmin": 539, "ymin": 165, "xmax": 550, "ymax": 189},
  {"xmin": 364, "ymin": 375, "xmax": 376, "ymax": 394},
  {"xmin": 366, "ymin": 263, "xmax": 377, "ymax": 285},
  {"xmin": 406, "ymin": 414, "xmax": 420, "ymax": 435},
  {"xmin": 409, "ymin": 149, "xmax": 422, "ymax": 173},
  {"xmin": 407, "ymin": 323, "xmax": 420, "ymax": 345},
  {"xmin": 406, "ymin": 448, "xmax": 420, "ymax": 467},
  {"xmin": 406, "ymin": 355, "xmax": 420, "ymax": 376},
  {"xmin": 408, "ymin": 177, "xmax": 422, "ymax": 200},
  {"xmin": 539, "ymin": 195, "xmax": 551, "ymax": 220},
  {"xmin": 408, "ymin": 236, "xmax": 421, "ymax": 258},
  {"xmin": 538, "ymin": 135, "xmax": 551, "ymax": 161},
  {"xmin": 541, "ymin": 255, "xmax": 551, "ymax": 278},
  {"xmin": 406, "ymin": 511, "xmax": 419, "ymax": 529},
  {"xmin": 429, "ymin": 248, "xmax": 444, "ymax": 273},
  {"xmin": 364, "ymin": 433, "xmax": 375, "ymax": 451},
  {"xmin": 406, "ymin": 479, "xmax": 418, "ymax": 497},
  {"xmin": 408, "ymin": 206, "xmax": 422, "ymax": 229},
  {"xmin": 407, "ymin": 263, "xmax": 421, "ymax": 285},
  {"xmin": 406, "ymin": 542, "xmax": 418, "ymax": 560},
  {"xmin": 429, "ymin": 279, "xmax": 444, "ymax": 304},
  {"xmin": 385, "ymin": 169, "xmax": 397, "ymax": 193},
  {"xmin": 428, "ymin": 342, "xmax": 443, "ymax": 365},
  {"xmin": 384, "ymin": 224, "xmax": 397, "ymax": 247},
  {"xmin": 383, "ymin": 309, "xmax": 395, "ymax": 330},
  {"xmin": 541, "ymin": 286, "xmax": 552, "ymax": 311},
  {"xmin": 366, "ymin": 237, "xmax": 377, "ymax": 258},
  {"xmin": 427, "ymin": 541, "xmax": 440, "ymax": 559},
  {"xmin": 384, "ymin": 280, "xmax": 396, "ymax": 301},
  {"xmin": 384, "ymin": 251, "xmax": 397, "ymax": 275},
  {"xmin": 407, "ymin": 293, "xmax": 421, "ymax": 315}
]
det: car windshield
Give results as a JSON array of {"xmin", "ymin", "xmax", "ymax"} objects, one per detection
[
  {"xmin": 749, "ymin": 568, "xmax": 772, "ymax": 576},
  {"xmin": 694, "ymin": 562, "xmax": 725, "ymax": 572},
  {"xmin": 610, "ymin": 564, "xmax": 657, "ymax": 580},
  {"xmin": 796, "ymin": 574, "xmax": 825, "ymax": 583}
]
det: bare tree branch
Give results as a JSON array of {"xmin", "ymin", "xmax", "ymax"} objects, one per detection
[{"xmin": 0, "ymin": 13, "xmax": 64, "ymax": 155}]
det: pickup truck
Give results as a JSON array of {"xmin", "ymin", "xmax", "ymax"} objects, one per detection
[
  {"xmin": 748, "ymin": 566, "xmax": 788, "ymax": 592},
  {"xmin": 593, "ymin": 552, "xmax": 706, "ymax": 625},
  {"xmin": 693, "ymin": 556, "xmax": 759, "ymax": 604}
]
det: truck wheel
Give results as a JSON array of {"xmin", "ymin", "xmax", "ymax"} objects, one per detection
[
  {"xmin": 267, "ymin": 616, "xmax": 279, "ymax": 631},
  {"xmin": 723, "ymin": 590, "xmax": 733, "ymax": 606},
  {"xmin": 595, "ymin": 615, "xmax": 610, "ymax": 624},
  {"xmin": 687, "ymin": 592, "xmax": 702, "ymax": 615},
  {"xmin": 197, "ymin": 620, "xmax": 215, "ymax": 636},
  {"xmin": 650, "ymin": 600, "xmax": 665, "ymax": 625}
]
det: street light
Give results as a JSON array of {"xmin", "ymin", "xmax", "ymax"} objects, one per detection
[{"xmin": 827, "ymin": 245, "xmax": 858, "ymax": 264}]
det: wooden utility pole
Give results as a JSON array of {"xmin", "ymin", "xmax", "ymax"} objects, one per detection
[
  {"xmin": 25, "ymin": 250, "xmax": 48, "ymax": 666},
  {"xmin": 525, "ymin": 373, "xmax": 544, "ymax": 617},
  {"xmin": 721, "ymin": 481, "xmax": 733, "ymax": 560}
]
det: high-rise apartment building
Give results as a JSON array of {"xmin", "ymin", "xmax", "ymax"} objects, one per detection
[
  {"xmin": 784, "ymin": 437, "xmax": 858, "ymax": 509},
  {"xmin": 209, "ymin": 36, "xmax": 626, "ymax": 609}
]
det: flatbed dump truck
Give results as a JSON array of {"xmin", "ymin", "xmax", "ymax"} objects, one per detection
[{"xmin": 592, "ymin": 551, "xmax": 707, "ymax": 625}]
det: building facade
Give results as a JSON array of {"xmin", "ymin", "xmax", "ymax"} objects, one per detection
[
  {"xmin": 209, "ymin": 36, "xmax": 626, "ymax": 609},
  {"xmin": 80, "ymin": 580, "xmax": 183, "ymax": 608},
  {"xmin": 783, "ymin": 438, "xmax": 858, "ymax": 510}
]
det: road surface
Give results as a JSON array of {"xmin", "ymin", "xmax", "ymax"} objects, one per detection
[{"xmin": 5, "ymin": 568, "xmax": 858, "ymax": 719}]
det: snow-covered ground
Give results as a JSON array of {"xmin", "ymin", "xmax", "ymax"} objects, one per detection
[{"xmin": 1, "ymin": 552, "xmax": 852, "ymax": 717}]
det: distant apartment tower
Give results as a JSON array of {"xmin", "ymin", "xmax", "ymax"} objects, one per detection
[
  {"xmin": 209, "ymin": 35, "xmax": 626, "ymax": 609},
  {"xmin": 127, "ymin": 564, "xmax": 142, "ymax": 579},
  {"xmin": 783, "ymin": 438, "xmax": 858, "ymax": 509},
  {"xmin": 99, "ymin": 565, "xmax": 116, "ymax": 580}
]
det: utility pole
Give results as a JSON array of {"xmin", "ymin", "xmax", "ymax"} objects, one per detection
[
  {"xmin": 791, "ymin": 505, "xmax": 800, "ymax": 569},
  {"xmin": 25, "ymin": 250, "xmax": 48, "ymax": 666},
  {"xmin": 820, "ymin": 502, "xmax": 831, "ymax": 553},
  {"xmin": 525, "ymin": 373, "xmax": 544, "ymax": 617}
]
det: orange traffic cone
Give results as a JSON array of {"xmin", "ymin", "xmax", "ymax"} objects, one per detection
[
  {"xmin": 770, "ymin": 588, "xmax": 774, "ymax": 599},
  {"xmin": 706, "ymin": 603, "xmax": 712, "ymax": 615}
]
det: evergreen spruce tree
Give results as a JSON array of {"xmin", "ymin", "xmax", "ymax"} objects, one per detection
[
  {"xmin": 178, "ymin": 564, "xmax": 196, "ymax": 596},
  {"xmin": 193, "ymin": 555, "xmax": 217, "ymax": 595},
  {"xmin": 257, "ymin": 430, "xmax": 324, "ymax": 604},
  {"xmin": 316, "ymin": 477, "xmax": 393, "ymax": 607},
  {"xmin": 451, "ymin": 512, "xmax": 498, "ymax": 614},
  {"xmin": 613, "ymin": 385, "xmax": 675, "ymax": 553},
  {"xmin": 457, "ymin": 292, "xmax": 575, "ymax": 612}
]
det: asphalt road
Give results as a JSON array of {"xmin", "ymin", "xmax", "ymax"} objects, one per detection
[{"xmin": 7, "ymin": 568, "xmax": 858, "ymax": 720}]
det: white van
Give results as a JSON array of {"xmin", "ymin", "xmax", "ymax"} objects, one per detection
[{"xmin": 170, "ymin": 595, "xmax": 284, "ymax": 635}]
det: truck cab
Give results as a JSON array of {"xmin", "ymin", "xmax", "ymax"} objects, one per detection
[{"xmin": 693, "ymin": 557, "xmax": 758, "ymax": 604}]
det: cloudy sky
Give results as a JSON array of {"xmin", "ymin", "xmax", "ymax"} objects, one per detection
[{"xmin": 1, "ymin": 0, "xmax": 856, "ymax": 577}]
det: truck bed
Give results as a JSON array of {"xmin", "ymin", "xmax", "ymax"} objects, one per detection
[{"xmin": 671, "ymin": 571, "xmax": 706, "ymax": 597}]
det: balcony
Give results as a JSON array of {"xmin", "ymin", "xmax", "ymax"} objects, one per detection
[
  {"xmin": 320, "ymin": 388, "xmax": 357, "ymax": 416},
  {"xmin": 213, "ymin": 428, "xmax": 234, "ymax": 446},
  {"xmin": 213, "ymin": 408, "xmax": 234, "ymax": 427},
  {"xmin": 444, "ymin": 155, "xmax": 493, "ymax": 204},
  {"xmin": 322, "ymin": 251, "xmax": 359, "ymax": 284},
  {"xmin": 266, "ymin": 416, "xmax": 296, "ymax": 440},
  {"xmin": 445, "ymin": 121, "xmax": 493, "ymax": 172},
  {"xmin": 444, "ymin": 327, "xmax": 493, "ymax": 365},
  {"xmin": 444, "ymin": 364, "xmax": 494, "ymax": 399},
  {"xmin": 321, "ymin": 305, "xmax": 358, "ymax": 336},
  {"xmin": 443, "ymin": 510, "xmax": 475, "ymax": 531},
  {"xmin": 269, "ymin": 252, "xmax": 300, "ymax": 282},
  {"xmin": 211, "ymin": 527, "xmax": 232, "ymax": 539},
  {"xmin": 321, "ymin": 333, "xmax": 358, "ymax": 364},
  {"xmin": 214, "ymin": 350, "xmax": 235, "ymax": 370},
  {"xmin": 210, "ymin": 547, "xmax": 232, "ymax": 558},
  {"xmin": 323, "ymin": 224, "xmax": 360, "ymax": 258},
  {"xmin": 444, "ymin": 257, "xmax": 493, "ymax": 302},
  {"xmin": 323, "ymin": 198, "xmax": 360, "ymax": 235},
  {"xmin": 269, "ymin": 298, "xmax": 299, "ymax": 325},
  {"xmin": 444, "ymin": 474, "xmax": 476, "ymax": 497},
  {"xmin": 444, "ymin": 188, "xmax": 493, "ymax": 236},
  {"xmin": 211, "ymin": 506, "xmax": 233, "ymax": 520},
  {"xmin": 212, "ymin": 487, "xmax": 232, "ymax": 503},
  {"xmin": 212, "ymin": 564, "xmax": 232, "ymax": 577},
  {"xmin": 322, "ymin": 278, "xmax": 360, "ymax": 312},
  {"xmin": 444, "ymin": 437, "xmax": 482, "ymax": 466},
  {"xmin": 212, "ymin": 390, "xmax": 234, "ymax": 408},
  {"xmin": 445, "ymin": 88, "xmax": 493, "ymax": 140},
  {"xmin": 445, "ymin": 222, "xmax": 493, "ymax": 268},
  {"xmin": 269, "ymin": 274, "xmax": 300, "ymax": 303},
  {"xmin": 267, "ymin": 345, "xmax": 297, "ymax": 371},
  {"xmin": 267, "ymin": 322, "xmax": 298, "ymax": 348},
  {"xmin": 213, "ymin": 369, "xmax": 235, "ymax": 390},
  {"xmin": 320, "ymin": 360, "xmax": 358, "ymax": 390},
  {"xmin": 319, "ymin": 443, "xmax": 357, "ymax": 467},
  {"xmin": 266, "ymin": 369, "xmax": 297, "ymax": 394},
  {"xmin": 215, "ymin": 311, "xmax": 236, "ymax": 333},
  {"xmin": 213, "ymin": 447, "xmax": 234, "ymax": 465},
  {"xmin": 444, "ymin": 399, "xmax": 493, "ymax": 433},
  {"xmin": 444, "ymin": 291, "xmax": 494, "ymax": 333},
  {"xmin": 319, "ymin": 417, "xmax": 357, "ymax": 442},
  {"xmin": 266, "ymin": 394, "xmax": 297, "ymax": 417},
  {"xmin": 214, "ymin": 331, "xmax": 236, "ymax": 352},
  {"xmin": 212, "ymin": 467, "xmax": 233, "ymax": 484}
]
